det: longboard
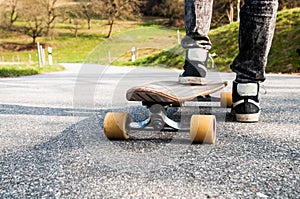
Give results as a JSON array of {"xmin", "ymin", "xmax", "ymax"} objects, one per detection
[
  {"xmin": 126, "ymin": 81, "xmax": 229, "ymax": 106},
  {"xmin": 104, "ymin": 80, "xmax": 232, "ymax": 144}
]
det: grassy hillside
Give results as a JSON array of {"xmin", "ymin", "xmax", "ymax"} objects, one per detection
[
  {"xmin": 84, "ymin": 26, "xmax": 179, "ymax": 65},
  {"xmin": 128, "ymin": 8, "xmax": 300, "ymax": 73},
  {"xmin": 267, "ymin": 8, "xmax": 300, "ymax": 73},
  {"xmin": 211, "ymin": 7, "xmax": 300, "ymax": 73}
]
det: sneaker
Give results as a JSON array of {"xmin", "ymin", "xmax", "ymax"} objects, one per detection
[
  {"xmin": 178, "ymin": 48, "xmax": 208, "ymax": 85},
  {"xmin": 232, "ymin": 81, "xmax": 261, "ymax": 122}
]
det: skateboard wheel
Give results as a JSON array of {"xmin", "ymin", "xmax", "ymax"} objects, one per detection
[
  {"xmin": 104, "ymin": 112, "xmax": 131, "ymax": 140},
  {"xmin": 220, "ymin": 92, "xmax": 233, "ymax": 108},
  {"xmin": 190, "ymin": 115, "xmax": 216, "ymax": 144}
]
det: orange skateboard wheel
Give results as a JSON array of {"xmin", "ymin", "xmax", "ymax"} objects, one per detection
[
  {"xmin": 220, "ymin": 92, "xmax": 233, "ymax": 108},
  {"xmin": 104, "ymin": 112, "xmax": 131, "ymax": 140},
  {"xmin": 190, "ymin": 115, "xmax": 216, "ymax": 144}
]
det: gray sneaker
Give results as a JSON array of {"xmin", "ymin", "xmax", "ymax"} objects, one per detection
[{"xmin": 178, "ymin": 48, "xmax": 208, "ymax": 85}]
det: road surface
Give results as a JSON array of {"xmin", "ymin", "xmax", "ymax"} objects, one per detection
[{"xmin": 0, "ymin": 63, "xmax": 299, "ymax": 198}]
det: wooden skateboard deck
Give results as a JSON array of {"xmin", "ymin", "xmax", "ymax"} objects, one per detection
[{"xmin": 126, "ymin": 81, "xmax": 228, "ymax": 105}]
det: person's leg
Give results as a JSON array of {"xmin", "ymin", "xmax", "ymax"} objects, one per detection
[
  {"xmin": 231, "ymin": 0, "xmax": 278, "ymax": 82},
  {"xmin": 231, "ymin": 0, "xmax": 278, "ymax": 122},
  {"xmin": 179, "ymin": 0, "xmax": 214, "ymax": 84}
]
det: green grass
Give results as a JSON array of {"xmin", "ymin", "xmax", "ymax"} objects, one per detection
[
  {"xmin": 209, "ymin": 22, "xmax": 239, "ymax": 72},
  {"xmin": 112, "ymin": 45, "xmax": 185, "ymax": 69},
  {"xmin": 86, "ymin": 26, "xmax": 180, "ymax": 65},
  {"xmin": 0, "ymin": 63, "xmax": 65, "ymax": 77},
  {"xmin": 52, "ymin": 34, "xmax": 106, "ymax": 63},
  {"xmin": 0, "ymin": 33, "xmax": 106, "ymax": 64}
]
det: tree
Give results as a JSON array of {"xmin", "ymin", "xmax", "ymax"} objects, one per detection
[
  {"xmin": 151, "ymin": 0, "xmax": 184, "ymax": 27},
  {"xmin": 225, "ymin": 0, "xmax": 244, "ymax": 24},
  {"xmin": 80, "ymin": 1, "xmax": 94, "ymax": 30},
  {"xmin": 74, "ymin": 0, "xmax": 101, "ymax": 30},
  {"xmin": 226, "ymin": 0, "xmax": 234, "ymax": 24},
  {"xmin": 0, "ymin": 0, "xmax": 19, "ymax": 29},
  {"xmin": 19, "ymin": 0, "xmax": 46, "ymax": 43},
  {"xmin": 8, "ymin": 0, "xmax": 19, "ymax": 29},
  {"xmin": 41, "ymin": 0, "xmax": 59, "ymax": 36},
  {"xmin": 72, "ymin": 18, "xmax": 84, "ymax": 39},
  {"xmin": 98, "ymin": 0, "xmax": 141, "ymax": 38},
  {"xmin": 66, "ymin": 8, "xmax": 84, "ymax": 39},
  {"xmin": 62, "ymin": 0, "xmax": 102, "ymax": 30},
  {"xmin": 237, "ymin": 0, "xmax": 241, "ymax": 21}
]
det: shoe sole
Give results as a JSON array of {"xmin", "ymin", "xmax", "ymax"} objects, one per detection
[
  {"xmin": 235, "ymin": 112, "xmax": 260, "ymax": 123},
  {"xmin": 178, "ymin": 76, "xmax": 206, "ymax": 85}
]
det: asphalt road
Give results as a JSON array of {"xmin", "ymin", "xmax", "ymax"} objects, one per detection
[{"xmin": 0, "ymin": 63, "xmax": 299, "ymax": 198}]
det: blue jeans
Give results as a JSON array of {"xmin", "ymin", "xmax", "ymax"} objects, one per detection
[{"xmin": 182, "ymin": 0, "xmax": 278, "ymax": 82}]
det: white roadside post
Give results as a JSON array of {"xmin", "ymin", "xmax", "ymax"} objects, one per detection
[
  {"xmin": 108, "ymin": 51, "xmax": 111, "ymax": 63},
  {"xmin": 41, "ymin": 47, "xmax": 46, "ymax": 66},
  {"xmin": 48, "ymin": 47, "xmax": 53, "ymax": 66},
  {"xmin": 177, "ymin": 29, "xmax": 181, "ymax": 44},
  {"xmin": 131, "ymin": 47, "xmax": 136, "ymax": 62},
  {"xmin": 37, "ymin": 42, "xmax": 42, "ymax": 67},
  {"xmin": 136, "ymin": 48, "xmax": 139, "ymax": 59}
]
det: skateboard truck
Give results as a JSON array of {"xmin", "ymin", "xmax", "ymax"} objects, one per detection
[{"xmin": 130, "ymin": 104, "xmax": 180, "ymax": 131}]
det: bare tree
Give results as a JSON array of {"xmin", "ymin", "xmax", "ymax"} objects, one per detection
[
  {"xmin": 19, "ymin": 0, "xmax": 46, "ymax": 43},
  {"xmin": 237, "ymin": 0, "xmax": 241, "ymax": 21},
  {"xmin": 98, "ymin": 0, "xmax": 141, "ymax": 38},
  {"xmin": 74, "ymin": 0, "xmax": 100, "ymax": 30},
  {"xmin": 152, "ymin": 0, "xmax": 184, "ymax": 27},
  {"xmin": 8, "ymin": 0, "xmax": 19, "ymax": 29},
  {"xmin": 81, "ymin": 1, "xmax": 93, "ymax": 30},
  {"xmin": 72, "ymin": 18, "xmax": 84, "ymax": 39},
  {"xmin": 65, "ymin": 7, "xmax": 84, "ymax": 39},
  {"xmin": 41, "ymin": 0, "xmax": 59, "ymax": 36},
  {"xmin": 0, "ymin": 0, "xmax": 19, "ymax": 29},
  {"xmin": 226, "ymin": 0, "xmax": 234, "ymax": 24},
  {"xmin": 226, "ymin": 0, "xmax": 244, "ymax": 23}
]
